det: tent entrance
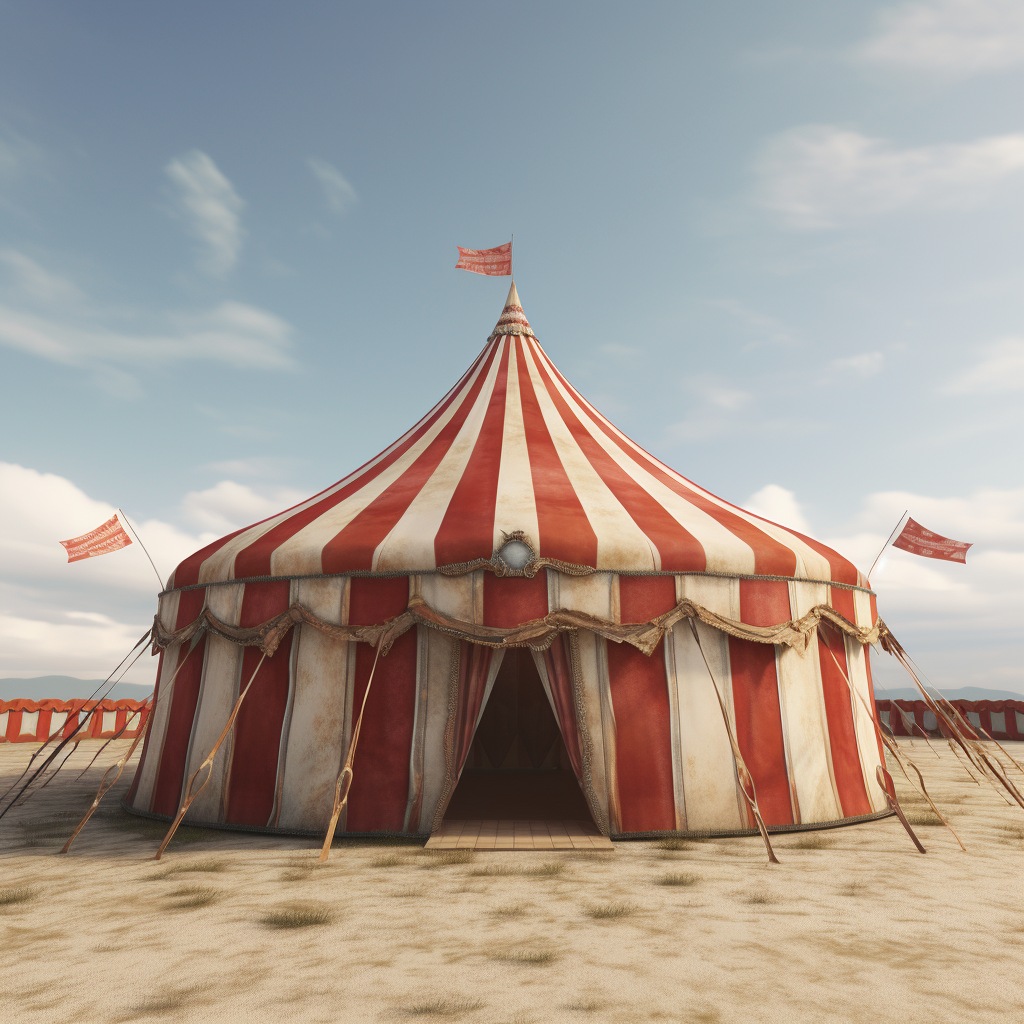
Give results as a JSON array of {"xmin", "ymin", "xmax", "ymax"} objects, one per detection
[{"xmin": 443, "ymin": 648, "xmax": 593, "ymax": 821}]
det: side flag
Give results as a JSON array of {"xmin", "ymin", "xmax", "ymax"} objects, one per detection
[
  {"xmin": 60, "ymin": 515, "xmax": 132, "ymax": 562},
  {"xmin": 892, "ymin": 518, "xmax": 972, "ymax": 564},
  {"xmin": 455, "ymin": 241, "xmax": 512, "ymax": 277}
]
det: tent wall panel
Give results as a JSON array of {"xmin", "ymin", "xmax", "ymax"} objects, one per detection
[{"xmin": 181, "ymin": 583, "xmax": 245, "ymax": 825}]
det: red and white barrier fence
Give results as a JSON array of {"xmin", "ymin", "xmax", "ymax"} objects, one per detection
[
  {"xmin": 876, "ymin": 699, "xmax": 1024, "ymax": 742},
  {"xmin": 0, "ymin": 699, "xmax": 151, "ymax": 744}
]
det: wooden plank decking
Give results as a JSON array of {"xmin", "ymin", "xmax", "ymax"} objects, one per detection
[{"xmin": 424, "ymin": 819, "xmax": 614, "ymax": 851}]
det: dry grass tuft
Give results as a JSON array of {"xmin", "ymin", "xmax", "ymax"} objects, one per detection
[
  {"xmin": 995, "ymin": 824, "xmax": 1024, "ymax": 841},
  {"xmin": 421, "ymin": 850, "xmax": 474, "ymax": 868},
  {"xmin": 658, "ymin": 871, "xmax": 700, "ymax": 887},
  {"xmin": 565, "ymin": 997, "xmax": 604, "ymax": 1012},
  {"xmin": 586, "ymin": 901, "xmax": 637, "ymax": 920},
  {"xmin": 656, "ymin": 838, "xmax": 692, "ymax": 851},
  {"xmin": 789, "ymin": 833, "xmax": 835, "ymax": 850},
  {"xmin": 0, "ymin": 887, "xmax": 35, "ymax": 906},
  {"xmin": 838, "ymin": 881, "xmax": 863, "ymax": 897},
  {"xmin": 745, "ymin": 888, "xmax": 779, "ymax": 905},
  {"xmin": 117, "ymin": 986, "xmax": 205, "ymax": 1020},
  {"xmin": 261, "ymin": 903, "xmax": 334, "ymax": 929},
  {"xmin": 390, "ymin": 886, "xmax": 426, "ymax": 899},
  {"xmin": 168, "ymin": 886, "xmax": 218, "ymax": 909},
  {"xmin": 372, "ymin": 853, "xmax": 405, "ymax": 868},
  {"xmin": 470, "ymin": 859, "xmax": 565, "ymax": 878},
  {"xmin": 904, "ymin": 809, "xmax": 944, "ymax": 827},
  {"xmin": 490, "ymin": 902, "xmax": 527, "ymax": 918},
  {"xmin": 526, "ymin": 860, "xmax": 566, "ymax": 877},
  {"xmin": 148, "ymin": 859, "xmax": 226, "ymax": 880},
  {"xmin": 492, "ymin": 946, "xmax": 557, "ymax": 965},
  {"xmin": 401, "ymin": 996, "xmax": 484, "ymax": 1017}
]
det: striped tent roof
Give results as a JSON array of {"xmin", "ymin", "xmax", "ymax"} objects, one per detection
[{"xmin": 169, "ymin": 283, "xmax": 864, "ymax": 592}]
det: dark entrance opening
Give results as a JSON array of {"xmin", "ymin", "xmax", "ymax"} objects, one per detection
[{"xmin": 443, "ymin": 648, "xmax": 593, "ymax": 820}]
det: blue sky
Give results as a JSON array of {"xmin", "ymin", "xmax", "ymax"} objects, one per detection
[{"xmin": 1, "ymin": 0, "xmax": 1021, "ymax": 692}]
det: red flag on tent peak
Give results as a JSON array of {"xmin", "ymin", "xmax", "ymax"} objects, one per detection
[
  {"xmin": 60, "ymin": 514, "xmax": 132, "ymax": 563},
  {"xmin": 455, "ymin": 242, "xmax": 512, "ymax": 277},
  {"xmin": 892, "ymin": 518, "xmax": 971, "ymax": 564}
]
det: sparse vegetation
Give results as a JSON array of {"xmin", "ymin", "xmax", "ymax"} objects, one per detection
[
  {"xmin": 658, "ymin": 872, "xmax": 700, "ymax": 887},
  {"xmin": 789, "ymin": 834, "xmax": 835, "ymax": 850},
  {"xmin": 586, "ymin": 901, "xmax": 636, "ymax": 919},
  {"xmin": 471, "ymin": 859, "xmax": 566, "ymax": 878},
  {"xmin": 0, "ymin": 887, "xmax": 34, "ymax": 906},
  {"xmin": 372, "ymin": 853, "xmax": 405, "ymax": 867},
  {"xmin": 261, "ymin": 904, "xmax": 334, "ymax": 929},
  {"xmin": 421, "ymin": 850, "xmax": 474, "ymax": 868},
  {"xmin": 904, "ymin": 810, "xmax": 943, "ymax": 827},
  {"xmin": 492, "ymin": 947, "xmax": 557, "ymax": 965},
  {"xmin": 148, "ymin": 859, "xmax": 226, "ymax": 880},
  {"xmin": 490, "ymin": 902, "xmax": 527, "ymax": 918},
  {"xmin": 657, "ymin": 838, "xmax": 692, "ymax": 851},
  {"xmin": 402, "ymin": 996, "xmax": 483, "ymax": 1017},
  {"xmin": 168, "ymin": 885, "xmax": 218, "ymax": 908},
  {"xmin": 745, "ymin": 889, "xmax": 779, "ymax": 905}
]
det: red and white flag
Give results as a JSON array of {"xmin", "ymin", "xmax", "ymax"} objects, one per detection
[
  {"xmin": 455, "ymin": 242, "xmax": 512, "ymax": 277},
  {"xmin": 892, "ymin": 518, "xmax": 972, "ymax": 564},
  {"xmin": 60, "ymin": 515, "xmax": 132, "ymax": 563}
]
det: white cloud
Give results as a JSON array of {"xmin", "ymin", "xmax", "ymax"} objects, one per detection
[
  {"xmin": 180, "ymin": 480, "xmax": 307, "ymax": 535},
  {"xmin": 308, "ymin": 158, "xmax": 358, "ymax": 215},
  {"xmin": 0, "ymin": 463, "xmax": 311, "ymax": 682},
  {"xmin": 860, "ymin": 0, "xmax": 1024, "ymax": 76},
  {"xmin": 743, "ymin": 484, "xmax": 812, "ymax": 534},
  {"xmin": 165, "ymin": 150, "xmax": 245, "ymax": 275},
  {"xmin": 0, "ymin": 298, "xmax": 295, "ymax": 395},
  {"xmin": 755, "ymin": 126, "xmax": 1024, "ymax": 228},
  {"xmin": 0, "ymin": 250, "xmax": 83, "ymax": 304},
  {"xmin": 941, "ymin": 337, "xmax": 1024, "ymax": 393}
]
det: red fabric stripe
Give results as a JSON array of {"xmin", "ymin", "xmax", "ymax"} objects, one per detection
[
  {"xmin": 171, "ymin": 528, "xmax": 248, "ymax": 589},
  {"xmin": 225, "ymin": 581, "xmax": 295, "ymax": 827},
  {"xmin": 728, "ymin": 638, "xmax": 793, "ymax": 826},
  {"xmin": 482, "ymin": 572, "xmax": 548, "ymax": 628},
  {"xmin": 151, "ymin": 588, "xmax": 208, "ymax": 815},
  {"xmin": 541, "ymin": 637, "xmax": 585, "ymax": 778},
  {"xmin": 608, "ymin": 577, "xmax": 676, "ymax": 833},
  {"xmin": 127, "ymin": 648, "xmax": 166, "ymax": 805},
  {"xmin": 515, "ymin": 343, "xmax": 598, "ymax": 566},
  {"xmin": 863, "ymin": 647, "xmax": 892, "ymax": 799},
  {"xmin": 529, "ymin": 355, "xmax": 705, "ymax": 571},
  {"xmin": 829, "ymin": 585, "xmax": 856, "ymax": 624},
  {"xmin": 783, "ymin": 529, "xmax": 860, "ymax": 587},
  {"xmin": 345, "ymin": 578, "xmax": 417, "ymax": 830},
  {"xmin": 816, "ymin": 624, "xmax": 871, "ymax": 816},
  {"xmin": 434, "ymin": 342, "xmax": 510, "ymax": 566},
  {"xmin": 320, "ymin": 344, "xmax": 503, "ymax": 573},
  {"xmin": 228, "ymin": 345, "xmax": 495, "ymax": 581},
  {"xmin": 532, "ymin": 344, "xmax": 799, "ymax": 577}
]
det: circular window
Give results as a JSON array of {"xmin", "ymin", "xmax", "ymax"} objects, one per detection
[{"xmin": 497, "ymin": 539, "xmax": 534, "ymax": 570}]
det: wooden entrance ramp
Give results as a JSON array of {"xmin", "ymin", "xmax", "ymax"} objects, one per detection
[{"xmin": 425, "ymin": 819, "xmax": 614, "ymax": 851}]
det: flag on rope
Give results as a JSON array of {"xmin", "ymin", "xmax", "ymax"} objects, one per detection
[
  {"xmin": 455, "ymin": 242, "xmax": 512, "ymax": 276},
  {"xmin": 892, "ymin": 518, "xmax": 972, "ymax": 564},
  {"xmin": 60, "ymin": 514, "xmax": 132, "ymax": 563}
]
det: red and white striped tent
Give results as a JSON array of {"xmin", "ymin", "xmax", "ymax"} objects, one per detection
[{"xmin": 127, "ymin": 283, "xmax": 887, "ymax": 838}]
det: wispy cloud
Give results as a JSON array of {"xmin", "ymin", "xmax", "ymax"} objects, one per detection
[
  {"xmin": 665, "ymin": 375, "xmax": 752, "ymax": 441},
  {"xmin": 308, "ymin": 158, "xmax": 358, "ymax": 214},
  {"xmin": 165, "ymin": 150, "xmax": 245, "ymax": 275},
  {"xmin": 941, "ymin": 337, "xmax": 1024, "ymax": 393},
  {"xmin": 755, "ymin": 126, "xmax": 1024, "ymax": 228},
  {"xmin": 828, "ymin": 351, "xmax": 884, "ymax": 378},
  {"xmin": 859, "ymin": 0, "xmax": 1024, "ymax": 76},
  {"xmin": 0, "ymin": 249, "xmax": 83, "ymax": 303},
  {"xmin": 743, "ymin": 484, "xmax": 811, "ymax": 534}
]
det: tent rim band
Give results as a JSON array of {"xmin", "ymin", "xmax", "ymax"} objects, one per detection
[
  {"xmin": 159, "ymin": 568, "xmax": 876, "ymax": 600},
  {"xmin": 119, "ymin": 796, "xmax": 893, "ymax": 840}
]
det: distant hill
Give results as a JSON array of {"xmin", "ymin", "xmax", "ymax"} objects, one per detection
[
  {"xmin": 876, "ymin": 686, "xmax": 1024, "ymax": 703},
  {"xmin": 0, "ymin": 676, "xmax": 152, "ymax": 701}
]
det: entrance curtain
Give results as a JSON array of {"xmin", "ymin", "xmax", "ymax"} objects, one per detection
[{"xmin": 531, "ymin": 636, "xmax": 585, "ymax": 782}]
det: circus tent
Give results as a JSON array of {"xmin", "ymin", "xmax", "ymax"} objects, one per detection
[{"xmin": 126, "ymin": 282, "xmax": 888, "ymax": 838}]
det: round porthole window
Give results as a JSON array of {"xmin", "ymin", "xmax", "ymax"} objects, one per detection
[{"xmin": 496, "ymin": 539, "xmax": 534, "ymax": 570}]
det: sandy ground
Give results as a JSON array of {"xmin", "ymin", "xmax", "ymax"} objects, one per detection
[{"xmin": 1, "ymin": 737, "xmax": 1022, "ymax": 1024}]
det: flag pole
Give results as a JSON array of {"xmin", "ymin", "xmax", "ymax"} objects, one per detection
[
  {"xmin": 117, "ymin": 509, "xmax": 165, "ymax": 589},
  {"xmin": 866, "ymin": 509, "xmax": 909, "ymax": 583}
]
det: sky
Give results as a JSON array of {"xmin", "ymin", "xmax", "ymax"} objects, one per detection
[{"xmin": 1, "ymin": 0, "xmax": 1021, "ymax": 692}]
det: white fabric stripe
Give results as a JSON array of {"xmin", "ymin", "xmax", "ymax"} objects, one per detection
[
  {"xmin": 374, "ymin": 341, "xmax": 506, "ymax": 571},
  {"xmin": 131, "ymin": 589, "xmax": 182, "ymax": 812},
  {"xmin": 276, "ymin": 577, "xmax": 353, "ymax": 830},
  {"xmin": 548, "ymin": 572, "xmax": 620, "ymax": 833},
  {"xmin": 531, "ymin": 342, "xmax": 834, "ymax": 581},
  {"xmin": 853, "ymin": 589, "xmax": 874, "ymax": 631},
  {"xmin": 193, "ymin": 347, "xmax": 496, "ymax": 586},
  {"xmin": 492, "ymin": 338, "xmax": 541, "ymax": 552},
  {"xmin": 775, "ymin": 582, "xmax": 841, "ymax": 824},
  {"xmin": 267, "ymin": 580, "xmax": 302, "ymax": 827},
  {"xmin": 672, "ymin": 576, "xmax": 745, "ymax": 831},
  {"xmin": 412, "ymin": 627, "xmax": 459, "ymax": 833},
  {"xmin": 405, "ymin": 574, "xmax": 482, "ymax": 830},
  {"xmin": 520, "ymin": 344, "xmax": 657, "ymax": 570},
  {"xmin": 848, "ymin": 641, "xmax": 887, "ymax": 812},
  {"xmin": 182, "ymin": 583, "xmax": 245, "ymax": 824},
  {"xmin": 264, "ymin": 344, "xmax": 499, "ymax": 578},
  {"xmin": 535, "ymin": 344, "xmax": 756, "ymax": 575}
]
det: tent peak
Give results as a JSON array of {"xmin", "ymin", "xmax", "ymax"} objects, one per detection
[{"xmin": 490, "ymin": 280, "xmax": 535, "ymax": 339}]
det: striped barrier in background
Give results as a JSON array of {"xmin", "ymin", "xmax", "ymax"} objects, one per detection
[
  {"xmin": 0, "ymin": 699, "xmax": 151, "ymax": 744},
  {"xmin": 876, "ymin": 699, "xmax": 1024, "ymax": 742}
]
